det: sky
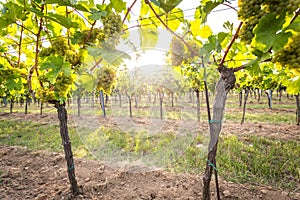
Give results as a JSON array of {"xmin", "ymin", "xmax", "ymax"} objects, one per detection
[{"xmin": 121, "ymin": 0, "xmax": 239, "ymax": 68}]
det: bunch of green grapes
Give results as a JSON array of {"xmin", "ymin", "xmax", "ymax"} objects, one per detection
[
  {"xmin": 238, "ymin": 0, "xmax": 299, "ymax": 43},
  {"xmin": 273, "ymin": 33, "xmax": 300, "ymax": 70},
  {"xmin": 96, "ymin": 66, "xmax": 116, "ymax": 93},
  {"xmin": 54, "ymin": 72, "xmax": 74, "ymax": 98},
  {"xmin": 36, "ymin": 88, "xmax": 55, "ymax": 103},
  {"xmin": 74, "ymin": 28, "xmax": 101, "ymax": 45},
  {"xmin": 40, "ymin": 37, "xmax": 82, "ymax": 67},
  {"xmin": 264, "ymin": 0, "xmax": 299, "ymax": 16},
  {"xmin": 99, "ymin": 12, "xmax": 122, "ymax": 49},
  {"xmin": 170, "ymin": 37, "xmax": 185, "ymax": 66}
]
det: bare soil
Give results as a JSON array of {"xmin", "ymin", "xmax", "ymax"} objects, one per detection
[
  {"xmin": 1, "ymin": 145, "xmax": 299, "ymax": 200},
  {"xmin": 0, "ymin": 111, "xmax": 299, "ymax": 199}
]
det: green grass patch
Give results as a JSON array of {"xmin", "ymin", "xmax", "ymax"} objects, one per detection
[
  {"xmin": 170, "ymin": 134, "xmax": 300, "ymax": 190},
  {"xmin": 217, "ymin": 135, "xmax": 300, "ymax": 190},
  {"xmin": 224, "ymin": 110, "xmax": 295, "ymax": 123},
  {"xmin": 0, "ymin": 119, "xmax": 90, "ymax": 158},
  {"xmin": 0, "ymin": 119, "xmax": 299, "ymax": 190}
]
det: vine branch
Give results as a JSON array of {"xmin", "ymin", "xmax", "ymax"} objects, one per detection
[
  {"xmin": 1, "ymin": 53, "xmax": 16, "ymax": 68},
  {"xmin": 290, "ymin": 8, "xmax": 300, "ymax": 25},
  {"xmin": 28, "ymin": 5, "xmax": 45, "ymax": 94},
  {"xmin": 222, "ymin": 3, "xmax": 238, "ymax": 12},
  {"xmin": 122, "ymin": 0, "xmax": 138, "ymax": 24},
  {"xmin": 219, "ymin": 21, "xmax": 243, "ymax": 67},
  {"xmin": 17, "ymin": 21, "xmax": 24, "ymax": 68}
]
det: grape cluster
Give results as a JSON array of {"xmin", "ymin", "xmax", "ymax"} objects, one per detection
[
  {"xmin": 98, "ymin": 12, "xmax": 122, "ymax": 49},
  {"xmin": 36, "ymin": 88, "xmax": 55, "ymax": 103},
  {"xmin": 96, "ymin": 66, "xmax": 116, "ymax": 93},
  {"xmin": 273, "ymin": 33, "xmax": 300, "ymax": 70},
  {"xmin": 39, "ymin": 37, "xmax": 79, "ymax": 102},
  {"xmin": 74, "ymin": 28, "xmax": 101, "ymax": 45},
  {"xmin": 170, "ymin": 37, "xmax": 185, "ymax": 66},
  {"xmin": 185, "ymin": 40, "xmax": 200, "ymax": 59},
  {"xmin": 238, "ymin": 0, "xmax": 299, "ymax": 43},
  {"xmin": 40, "ymin": 37, "xmax": 82, "ymax": 67},
  {"xmin": 54, "ymin": 73, "xmax": 74, "ymax": 98}
]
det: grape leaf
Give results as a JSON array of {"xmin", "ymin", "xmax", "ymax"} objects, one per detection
[
  {"xmin": 0, "ymin": 18, "xmax": 13, "ymax": 29},
  {"xmin": 245, "ymin": 58, "xmax": 261, "ymax": 75},
  {"xmin": 286, "ymin": 17, "xmax": 300, "ymax": 32},
  {"xmin": 285, "ymin": 76, "xmax": 300, "ymax": 94},
  {"xmin": 157, "ymin": 0, "xmax": 183, "ymax": 13},
  {"xmin": 110, "ymin": 0, "xmax": 126, "ymax": 13},
  {"xmin": 196, "ymin": 0, "xmax": 223, "ymax": 24},
  {"xmin": 6, "ymin": 77, "xmax": 22, "ymax": 91},
  {"xmin": 47, "ymin": 13, "xmax": 79, "ymax": 29},
  {"xmin": 88, "ymin": 11, "xmax": 107, "ymax": 21},
  {"xmin": 150, "ymin": 0, "xmax": 160, "ymax": 7},
  {"xmin": 190, "ymin": 19, "xmax": 201, "ymax": 36},
  {"xmin": 253, "ymin": 13, "xmax": 286, "ymax": 52},
  {"xmin": 40, "ymin": 56, "xmax": 71, "ymax": 83},
  {"xmin": 73, "ymin": 4, "xmax": 89, "ymax": 12},
  {"xmin": 139, "ymin": 28, "xmax": 158, "ymax": 49},
  {"xmin": 87, "ymin": 47, "xmax": 131, "ymax": 65},
  {"xmin": 166, "ymin": 8, "xmax": 183, "ymax": 31},
  {"xmin": 198, "ymin": 25, "xmax": 213, "ymax": 38}
]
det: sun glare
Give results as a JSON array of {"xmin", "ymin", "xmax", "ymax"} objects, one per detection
[{"xmin": 124, "ymin": 49, "xmax": 167, "ymax": 70}]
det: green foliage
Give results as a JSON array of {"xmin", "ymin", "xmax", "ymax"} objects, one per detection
[
  {"xmin": 0, "ymin": 119, "xmax": 89, "ymax": 157},
  {"xmin": 0, "ymin": 65, "xmax": 23, "ymax": 92},
  {"xmin": 195, "ymin": 0, "xmax": 224, "ymax": 24},
  {"xmin": 253, "ymin": 13, "xmax": 290, "ymax": 52},
  {"xmin": 156, "ymin": 0, "xmax": 183, "ymax": 13},
  {"xmin": 139, "ymin": 28, "xmax": 159, "ymax": 49},
  {"xmin": 109, "ymin": 0, "xmax": 126, "ymax": 13},
  {"xmin": 0, "ymin": 1, "xmax": 28, "ymax": 29},
  {"xmin": 217, "ymin": 135, "xmax": 300, "ymax": 190}
]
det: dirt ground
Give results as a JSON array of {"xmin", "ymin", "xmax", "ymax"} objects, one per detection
[
  {"xmin": 0, "ymin": 111, "xmax": 300, "ymax": 199},
  {"xmin": 1, "ymin": 145, "xmax": 299, "ymax": 200}
]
